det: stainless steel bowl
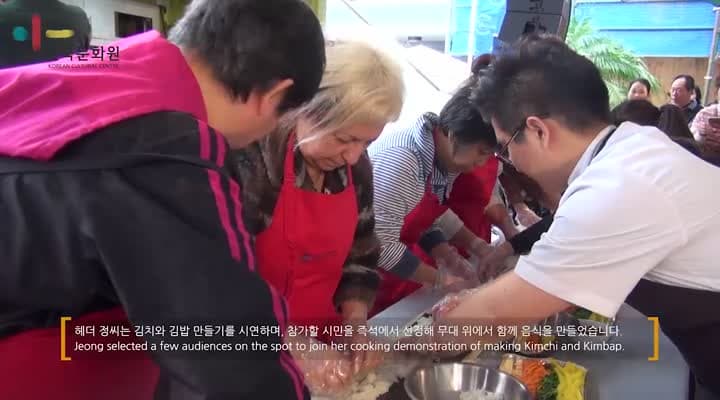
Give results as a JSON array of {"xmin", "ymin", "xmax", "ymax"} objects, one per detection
[{"xmin": 404, "ymin": 363, "xmax": 531, "ymax": 400}]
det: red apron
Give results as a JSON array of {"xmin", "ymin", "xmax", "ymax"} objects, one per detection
[
  {"xmin": 0, "ymin": 307, "xmax": 158, "ymax": 400},
  {"xmin": 370, "ymin": 157, "xmax": 500, "ymax": 316},
  {"xmin": 447, "ymin": 156, "xmax": 500, "ymax": 251},
  {"xmin": 255, "ymin": 134, "xmax": 358, "ymax": 343},
  {"xmin": 371, "ymin": 168, "xmax": 449, "ymax": 316}
]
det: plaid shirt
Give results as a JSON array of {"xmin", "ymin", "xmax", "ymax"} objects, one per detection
[{"xmin": 232, "ymin": 129, "xmax": 381, "ymax": 310}]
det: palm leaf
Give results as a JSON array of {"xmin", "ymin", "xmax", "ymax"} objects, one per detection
[{"xmin": 566, "ymin": 17, "xmax": 661, "ymax": 107}]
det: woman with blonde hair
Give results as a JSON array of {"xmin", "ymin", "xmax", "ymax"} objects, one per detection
[{"xmin": 233, "ymin": 39, "xmax": 404, "ymax": 396}]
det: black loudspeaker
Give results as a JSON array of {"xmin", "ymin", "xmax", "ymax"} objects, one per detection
[{"xmin": 493, "ymin": 0, "xmax": 572, "ymax": 53}]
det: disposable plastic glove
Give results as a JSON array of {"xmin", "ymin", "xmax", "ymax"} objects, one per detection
[
  {"xmin": 434, "ymin": 248, "xmax": 478, "ymax": 289},
  {"xmin": 289, "ymin": 336, "xmax": 353, "ymax": 397}
]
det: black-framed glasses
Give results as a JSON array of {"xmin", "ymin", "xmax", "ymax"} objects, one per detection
[{"xmin": 494, "ymin": 125, "xmax": 523, "ymax": 165}]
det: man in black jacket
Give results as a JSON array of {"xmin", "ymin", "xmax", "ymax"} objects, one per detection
[{"xmin": 0, "ymin": 0, "xmax": 325, "ymax": 399}]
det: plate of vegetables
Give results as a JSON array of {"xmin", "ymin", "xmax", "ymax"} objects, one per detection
[{"xmin": 499, "ymin": 354, "xmax": 587, "ymax": 400}]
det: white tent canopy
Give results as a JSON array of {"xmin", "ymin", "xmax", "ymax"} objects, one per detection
[{"xmin": 323, "ymin": 0, "xmax": 469, "ymax": 123}]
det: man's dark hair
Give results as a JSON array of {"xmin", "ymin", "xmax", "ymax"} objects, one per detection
[
  {"xmin": 628, "ymin": 78, "xmax": 651, "ymax": 94},
  {"xmin": 169, "ymin": 0, "xmax": 325, "ymax": 112},
  {"xmin": 611, "ymin": 99, "xmax": 660, "ymax": 126},
  {"xmin": 438, "ymin": 60, "xmax": 497, "ymax": 149},
  {"xmin": 673, "ymin": 74, "xmax": 695, "ymax": 92},
  {"xmin": 473, "ymin": 34, "xmax": 611, "ymax": 136}
]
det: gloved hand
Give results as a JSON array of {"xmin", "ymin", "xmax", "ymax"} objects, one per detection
[
  {"xmin": 514, "ymin": 202, "xmax": 542, "ymax": 227},
  {"xmin": 434, "ymin": 248, "xmax": 477, "ymax": 290},
  {"xmin": 289, "ymin": 336, "xmax": 353, "ymax": 397},
  {"xmin": 475, "ymin": 241, "xmax": 515, "ymax": 282},
  {"xmin": 468, "ymin": 237, "xmax": 493, "ymax": 260},
  {"xmin": 346, "ymin": 331, "xmax": 385, "ymax": 377},
  {"xmin": 398, "ymin": 288, "xmax": 484, "ymax": 359}
]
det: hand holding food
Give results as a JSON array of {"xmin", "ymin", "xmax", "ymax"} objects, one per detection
[
  {"xmin": 346, "ymin": 331, "xmax": 385, "ymax": 377},
  {"xmin": 436, "ymin": 247, "xmax": 478, "ymax": 284},
  {"xmin": 468, "ymin": 237, "xmax": 494, "ymax": 260},
  {"xmin": 289, "ymin": 336, "xmax": 353, "ymax": 396},
  {"xmin": 475, "ymin": 241, "xmax": 514, "ymax": 282}
]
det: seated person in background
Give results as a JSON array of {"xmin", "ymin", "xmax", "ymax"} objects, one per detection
[
  {"xmin": 612, "ymin": 100, "xmax": 694, "ymax": 140},
  {"xmin": 612, "ymin": 99, "xmax": 660, "ymax": 126},
  {"xmin": 627, "ymin": 78, "xmax": 652, "ymax": 101},
  {"xmin": 693, "ymin": 85, "xmax": 703, "ymax": 107},
  {"xmin": 233, "ymin": 40, "xmax": 405, "ymax": 396},
  {"xmin": 691, "ymin": 90, "xmax": 720, "ymax": 162},
  {"xmin": 670, "ymin": 74, "xmax": 703, "ymax": 124},
  {"xmin": 0, "ymin": 0, "xmax": 90, "ymax": 68}
]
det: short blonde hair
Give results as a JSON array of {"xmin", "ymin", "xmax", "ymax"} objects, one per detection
[{"xmin": 284, "ymin": 39, "xmax": 405, "ymax": 140}]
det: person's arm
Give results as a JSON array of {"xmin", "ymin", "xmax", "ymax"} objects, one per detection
[
  {"xmin": 445, "ymin": 170, "xmax": 684, "ymax": 332},
  {"xmin": 506, "ymin": 214, "xmax": 553, "ymax": 255},
  {"xmin": 92, "ymin": 120, "xmax": 308, "ymax": 400},
  {"xmin": 232, "ymin": 140, "xmax": 277, "ymax": 236},
  {"xmin": 473, "ymin": 213, "xmax": 553, "ymax": 282},
  {"xmin": 372, "ymin": 148, "xmax": 439, "ymax": 286},
  {"xmin": 485, "ymin": 177, "xmax": 520, "ymax": 239},
  {"xmin": 334, "ymin": 154, "xmax": 381, "ymax": 321}
]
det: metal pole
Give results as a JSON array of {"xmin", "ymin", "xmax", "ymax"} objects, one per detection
[
  {"xmin": 444, "ymin": 0, "xmax": 454, "ymax": 54},
  {"xmin": 466, "ymin": 0, "xmax": 478, "ymax": 72},
  {"xmin": 702, "ymin": 6, "xmax": 720, "ymax": 104}
]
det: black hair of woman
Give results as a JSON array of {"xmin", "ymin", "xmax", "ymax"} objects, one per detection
[
  {"xmin": 628, "ymin": 78, "xmax": 651, "ymax": 94},
  {"xmin": 440, "ymin": 54, "xmax": 497, "ymax": 149},
  {"xmin": 611, "ymin": 99, "xmax": 660, "ymax": 126},
  {"xmin": 694, "ymin": 85, "xmax": 702, "ymax": 105},
  {"xmin": 471, "ymin": 53, "xmax": 494, "ymax": 75}
]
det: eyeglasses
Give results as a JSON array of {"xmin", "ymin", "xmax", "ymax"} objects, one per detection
[{"xmin": 494, "ymin": 125, "xmax": 523, "ymax": 165}]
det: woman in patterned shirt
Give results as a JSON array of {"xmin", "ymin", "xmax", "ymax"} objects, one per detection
[{"xmin": 233, "ymin": 40, "xmax": 404, "ymax": 395}]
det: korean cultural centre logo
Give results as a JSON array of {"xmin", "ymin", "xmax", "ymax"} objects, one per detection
[{"xmin": 11, "ymin": 13, "xmax": 75, "ymax": 52}]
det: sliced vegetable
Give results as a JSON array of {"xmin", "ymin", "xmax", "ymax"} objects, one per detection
[
  {"xmin": 572, "ymin": 308, "xmax": 592, "ymax": 320},
  {"xmin": 537, "ymin": 370, "xmax": 559, "ymax": 400},
  {"xmin": 551, "ymin": 360, "xmax": 587, "ymax": 400},
  {"xmin": 520, "ymin": 359, "xmax": 549, "ymax": 396},
  {"xmin": 573, "ymin": 307, "xmax": 611, "ymax": 324},
  {"xmin": 588, "ymin": 312, "xmax": 610, "ymax": 324}
]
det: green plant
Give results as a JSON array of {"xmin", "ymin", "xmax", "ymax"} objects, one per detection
[
  {"xmin": 566, "ymin": 17, "xmax": 661, "ymax": 107},
  {"xmin": 164, "ymin": 0, "xmax": 189, "ymax": 31}
]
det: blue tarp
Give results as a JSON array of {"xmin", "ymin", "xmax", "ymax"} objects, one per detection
[
  {"xmin": 449, "ymin": 0, "xmax": 506, "ymax": 56},
  {"xmin": 449, "ymin": 0, "xmax": 717, "ymax": 58}
]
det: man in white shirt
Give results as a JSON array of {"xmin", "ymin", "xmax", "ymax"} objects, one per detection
[{"xmin": 439, "ymin": 34, "xmax": 720, "ymax": 399}]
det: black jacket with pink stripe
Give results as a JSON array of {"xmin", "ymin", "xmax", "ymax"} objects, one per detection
[{"xmin": 0, "ymin": 111, "xmax": 310, "ymax": 400}]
